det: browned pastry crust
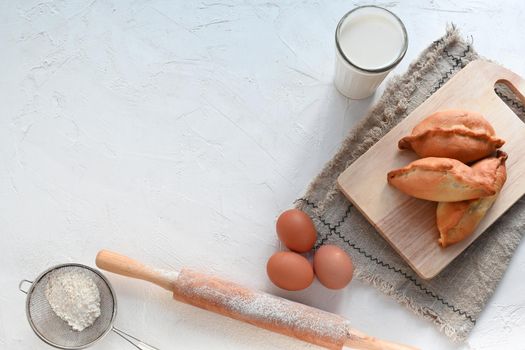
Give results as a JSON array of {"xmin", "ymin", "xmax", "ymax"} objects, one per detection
[
  {"xmin": 398, "ymin": 110, "xmax": 505, "ymax": 163},
  {"xmin": 387, "ymin": 157, "xmax": 497, "ymax": 202},
  {"xmin": 437, "ymin": 151, "xmax": 507, "ymax": 247}
]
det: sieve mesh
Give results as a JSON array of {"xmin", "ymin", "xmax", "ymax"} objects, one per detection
[{"xmin": 25, "ymin": 264, "xmax": 116, "ymax": 349}]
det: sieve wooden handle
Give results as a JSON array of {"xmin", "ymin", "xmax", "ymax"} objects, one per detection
[{"xmin": 96, "ymin": 250, "xmax": 418, "ymax": 350}]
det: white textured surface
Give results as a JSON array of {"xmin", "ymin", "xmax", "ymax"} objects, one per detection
[{"xmin": 1, "ymin": 1, "xmax": 524, "ymax": 349}]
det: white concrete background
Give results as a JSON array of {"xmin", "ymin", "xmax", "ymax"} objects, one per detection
[{"xmin": 1, "ymin": 0, "xmax": 524, "ymax": 349}]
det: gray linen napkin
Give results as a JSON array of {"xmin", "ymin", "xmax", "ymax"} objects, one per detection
[{"xmin": 295, "ymin": 26, "xmax": 525, "ymax": 342}]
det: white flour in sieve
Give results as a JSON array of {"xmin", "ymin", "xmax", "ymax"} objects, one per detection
[{"xmin": 45, "ymin": 269, "xmax": 101, "ymax": 331}]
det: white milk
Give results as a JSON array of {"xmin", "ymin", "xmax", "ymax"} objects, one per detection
[
  {"xmin": 338, "ymin": 12, "xmax": 405, "ymax": 70},
  {"xmin": 334, "ymin": 6, "xmax": 407, "ymax": 99}
]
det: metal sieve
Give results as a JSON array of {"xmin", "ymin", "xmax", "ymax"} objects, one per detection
[{"xmin": 19, "ymin": 263, "xmax": 159, "ymax": 350}]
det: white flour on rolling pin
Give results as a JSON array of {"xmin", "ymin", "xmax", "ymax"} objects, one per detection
[
  {"xmin": 45, "ymin": 269, "xmax": 101, "ymax": 331},
  {"xmin": 94, "ymin": 250, "xmax": 416, "ymax": 349},
  {"xmin": 172, "ymin": 269, "xmax": 354, "ymax": 349}
]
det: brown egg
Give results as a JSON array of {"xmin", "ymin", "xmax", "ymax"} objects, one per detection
[
  {"xmin": 266, "ymin": 252, "xmax": 314, "ymax": 291},
  {"xmin": 313, "ymin": 245, "xmax": 354, "ymax": 290},
  {"xmin": 276, "ymin": 209, "xmax": 317, "ymax": 253}
]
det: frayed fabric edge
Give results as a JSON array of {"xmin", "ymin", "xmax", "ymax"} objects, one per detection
[{"xmin": 355, "ymin": 270, "xmax": 471, "ymax": 343}]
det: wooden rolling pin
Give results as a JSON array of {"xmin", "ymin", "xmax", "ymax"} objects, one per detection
[{"xmin": 96, "ymin": 249, "xmax": 417, "ymax": 350}]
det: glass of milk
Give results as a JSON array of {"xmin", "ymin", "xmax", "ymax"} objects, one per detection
[{"xmin": 334, "ymin": 6, "xmax": 408, "ymax": 99}]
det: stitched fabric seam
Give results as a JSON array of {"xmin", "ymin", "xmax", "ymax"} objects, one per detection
[
  {"xmin": 494, "ymin": 88, "xmax": 525, "ymax": 115},
  {"xmin": 428, "ymin": 45, "xmax": 470, "ymax": 95},
  {"xmin": 293, "ymin": 45, "xmax": 492, "ymax": 325},
  {"xmin": 297, "ymin": 197, "xmax": 477, "ymax": 324}
]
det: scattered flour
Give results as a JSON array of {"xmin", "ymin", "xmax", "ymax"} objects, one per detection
[{"xmin": 45, "ymin": 269, "xmax": 101, "ymax": 331}]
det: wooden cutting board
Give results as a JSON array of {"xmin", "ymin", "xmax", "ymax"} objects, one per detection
[{"xmin": 337, "ymin": 60, "xmax": 525, "ymax": 279}]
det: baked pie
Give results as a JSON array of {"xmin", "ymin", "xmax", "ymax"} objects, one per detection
[
  {"xmin": 398, "ymin": 110, "xmax": 505, "ymax": 163},
  {"xmin": 387, "ymin": 157, "xmax": 497, "ymax": 202},
  {"xmin": 436, "ymin": 152, "xmax": 507, "ymax": 247}
]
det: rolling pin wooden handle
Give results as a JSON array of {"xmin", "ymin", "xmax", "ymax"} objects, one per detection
[
  {"xmin": 96, "ymin": 250, "xmax": 418, "ymax": 350},
  {"xmin": 96, "ymin": 249, "xmax": 177, "ymax": 291},
  {"xmin": 344, "ymin": 329, "xmax": 418, "ymax": 350}
]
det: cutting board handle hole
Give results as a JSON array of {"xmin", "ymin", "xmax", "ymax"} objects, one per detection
[{"xmin": 494, "ymin": 80, "xmax": 525, "ymax": 121}]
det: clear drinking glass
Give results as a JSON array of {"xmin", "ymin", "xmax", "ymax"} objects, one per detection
[{"xmin": 334, "ymin": 6, "xmax": 408, "ymax": 99}]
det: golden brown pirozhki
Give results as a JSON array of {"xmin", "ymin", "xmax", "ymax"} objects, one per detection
[
  {"xmin": 437, "ymin": 152, "xmax": 507, "ymax": 247},
  {"xmin": 387, "ymin": 157, "xmax": 497, "ymax": 202},
  {"xmin": 398, "ymin": 110, "xmax": 505, "ymax": 163}
]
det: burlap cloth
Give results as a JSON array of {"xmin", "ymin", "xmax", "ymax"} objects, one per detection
[{"xmin": 295, "ymin": 26, "xmax": 525, "ymax": 342}]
